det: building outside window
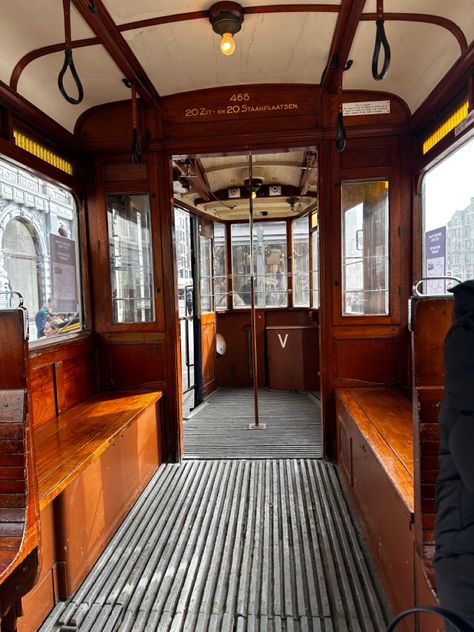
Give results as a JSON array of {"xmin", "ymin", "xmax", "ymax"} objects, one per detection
[
  {"xmin": 423, "ymin": 137, "xmax": 474, "ymax": 292},
  {"xmin": 311, "ymin": 224, "xmax": 320, "ymax": 308},
  {"xmin": 200, "ymin": 235, "xmax": 213, "ymax": 313},
  {"xmin": 0, "ymin": 156, "xmax": 82, "ymax": 341}
]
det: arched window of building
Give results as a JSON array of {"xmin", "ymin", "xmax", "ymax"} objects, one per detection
[{"xmin": 3, "ymin": 219, "xmax": 39, "ymax": 322}]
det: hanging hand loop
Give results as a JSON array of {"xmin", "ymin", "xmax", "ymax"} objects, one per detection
[
  {"xmin": 372, "ymin": 1, "xmax": 391, "ymax": 80},
  {"xmin": 130, "ymin": 85, "xmax": 143, "ymax": 164},
  {"xmin": 335, "ymin": 109, "xmax": 347, "ymax": 152},
  {"xmin": 58, "ymin": 0, "xmax": 84, "ymax": 104}
]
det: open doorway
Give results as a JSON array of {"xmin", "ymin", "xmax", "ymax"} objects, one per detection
[{"xmin": 173, "ymin": 148, "xmax": 322, "ymax": 457}]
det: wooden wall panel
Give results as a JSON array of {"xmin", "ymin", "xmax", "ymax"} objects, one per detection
[
  {"xmin": 55, "ymin": 404, "xmax": 160, "ymax": 597},
  {"xmin": 103, "ymin": 342, "xmax": 165, "ymax": 389},
  {"xmin": 335, "ymin": 337, "xmax": 397, "ymax": 385},
  {"xmin": 56, "ymin": 351, "xmax": 98, "ymax": 414},
  {"xmin": 30, "ymin": 364, "xmax": 56, "ymax": 429},
  {"xmin": 17, "ymin": 504, "xmax": 57, "ymax": 632},
  {"xmin": 201, "ymin": 313, "xmax": 216, "ymax": 395}
]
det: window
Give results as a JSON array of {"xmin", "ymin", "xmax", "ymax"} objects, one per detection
[
  {"xmin": 292, "ymin": 215, "xmax": 310, "ymax": 307},
  {"xmin": 213, "ymin": 223, "xmax": 227, "ymax": 310},
  {"xmin": 107, "ymin": 194, "xmax": 154, "ymax": 323},
  {"xmin": 423, "ymin": 137, "xmax": 474, "ymax": 293},
  {"xmin": 0, "ymin": 156, "xmax": 82, "ymax": 341},
  {"xmin": 231, "ymin": 221, "xmax": 287, "ymax": 308},
  {"xmin": 312, "ymin": 226, "xmax": 320, "ymax": 308},
  {"xmin": 200, "ymin": 235, "xmax": 213, "ymax": 313},
  {"xmin": 341, "ymin": 180, "xmax": 389, "ymax": 316}
]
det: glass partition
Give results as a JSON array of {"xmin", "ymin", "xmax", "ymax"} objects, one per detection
[
  {"xmin": 200, "ymin": 235, "xmax": 213, "ymax": 312},
  {"xmin": 213, "ymin": 223, "xmax": 227, "ymax": 310},
  {"xmin": 312, "ymin": 226, "xmax": 320, "ymax": 308},
  {"xmin": 231, "ymin": 221, "xmax": 287, "ymax": 308},
  {"xmin": 292, "ymin": 215, "xmax": 310, "ymax": 307},
  {"xmin": 107, "ymin": 194, "xmax": 154, "ymax": 323},
  {"xmin": 341, "ymin": 180, "xmax": 389, "ymax": 316}
]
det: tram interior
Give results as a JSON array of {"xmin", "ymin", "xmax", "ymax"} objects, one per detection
[{"xmin": 0, "ymin": 1, "xmax": 474, "ymax": 631}]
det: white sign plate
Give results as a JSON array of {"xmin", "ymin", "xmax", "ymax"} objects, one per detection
[
  {"xmin": 454, "ymin": 109, "xmax": 474, "ymax": 137},
  {"xmin": 343, "ymin": 100, "xmax": 391, "ymax": 116}
]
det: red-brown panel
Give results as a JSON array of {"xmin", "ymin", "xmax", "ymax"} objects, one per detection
[
  {"xmin": 335, "ymin": 337, "xmax": 397, "ymax": 384},
  {"xmin": 201, "ymin": 313, "xmax": 216, "ymax": 395},
  {"xmin": 412, "ymin": 297, "xmax": 453, "ymax": 386},
  {"xmin": 103, "ymin": 343, "xmax": 165, "ymax": 388},
  {"xmin": 267, "ymin": 326, "xmax": 318, "ymax": 390},
  {"xmin": 57, "ymin": 350, "xmax": 98, "ymax": 413},
  {"xmin": 0, "ymin": 311, "xmax": 27, "ymax": 389},
  {"xmin": 18, "ymin": 503, "xmax": 57, "ymax": 632},
  {"xmin": 30, "ymin": 364, "xmax": 56, "ymax": 428},
  {"xmin": 55, "ymin": 405, "xmax": 160, "ymax": 598}
]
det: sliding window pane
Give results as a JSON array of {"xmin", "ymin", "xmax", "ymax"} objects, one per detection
[
  {"xmin": 341, "ymin": 180, "xmax": 389, "ymax": 315},
  {"xmin": 292, "ymin": 215, "xmax": 309, "ymax": 307},
  {"xmin": 213, "ymin": 223, "xmax": 227, "ymax": 310},
  {"xmin": 107, "ymin": 194, "xmax": 154, "ymax": 323}
]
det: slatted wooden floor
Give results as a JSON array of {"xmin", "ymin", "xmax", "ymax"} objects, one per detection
[
  {"xmin": 40, "ymin": 460, "xmax": 388, "ymax": 632},
  {"xmin": 184, "ymin": 388, "xmax": 322, "ymax": 459}
]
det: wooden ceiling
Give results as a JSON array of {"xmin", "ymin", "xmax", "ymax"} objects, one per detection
[{"xmin": 0, "ymin": 0, "xmax": 473, "ymax": 134}]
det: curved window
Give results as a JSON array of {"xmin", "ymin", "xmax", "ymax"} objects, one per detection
[
  {"xmin": 422, "ymin": 137, "xmax": 474, "ymax": 293},
  {"xmin": 0, "ymin": 156, "xmax": 82, "ymax": 341}
]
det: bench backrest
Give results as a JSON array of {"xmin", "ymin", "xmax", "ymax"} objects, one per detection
[
  {"xmin": 410, "ymin": 295, "xmax": 454, "ymax": 593},
  {"xmin": 0, "ymin": 309, "xmax": 39, "ymax": 584}
]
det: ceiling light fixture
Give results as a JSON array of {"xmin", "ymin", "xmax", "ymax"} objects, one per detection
[{"xmin": 209, "ymin": 2, "xmax": 244, "ymax": 56}]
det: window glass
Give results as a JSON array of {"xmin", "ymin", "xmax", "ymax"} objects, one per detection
[
  {"xmin": 231, "ymin": 221, "xmax": 287, "ymax": 308},
  {"xmin": 174, "ymin": 207, "xmax": 193, "ymax": 317},
  {"xmin": 213, "ymin": 223, "xmax": 226, "ymax": 310},
  {"xmin": 200, "ymin": 235, "xmax": 213, "ymax": 312},
  {"xmin": 292, "ymin": 215, "xmax": 310, "ymax": 307},
  {"xmin": 422, "ymin": 137, "xmax": 474, "ymax": 293},
  {"xmin": 107, "ymin": 194, "xmax": 154, "ymax": 323},
  {"xmin": 341, "ymin": 180, "xmax": 389, "ymax": 315},
  {"xmin": 312, "ymin": 227, "xmax": 320, "ymax": 308},
  {"xmin": 0, "ymin": 156, "xmax": 82, "ymax": 341}
]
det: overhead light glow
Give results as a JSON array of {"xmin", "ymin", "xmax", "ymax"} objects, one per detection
[{"xmin": 220, "ymin": 32, "xmax": 235, "ymax": 56}]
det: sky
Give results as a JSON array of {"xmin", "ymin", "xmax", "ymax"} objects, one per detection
[{"xmin": 423, "ymin": 136, "xmax": 474, "ymax": 232}]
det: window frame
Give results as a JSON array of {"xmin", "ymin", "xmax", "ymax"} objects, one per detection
[
  {"xmin": 333, "ymin": 173, "xmax": 401, "ymax": 326},
  {"xmin": 0, "ymin": 153, "xmax": 86, "ymax": 346}
]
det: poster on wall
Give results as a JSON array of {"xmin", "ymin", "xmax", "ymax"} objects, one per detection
[
  {"xmin": 50, "ymin": 234, "xmax": 77, "ymax": 312},
  {"xmin": 425, "ymin": 227, "xmax": 446, "ymax": 294}
]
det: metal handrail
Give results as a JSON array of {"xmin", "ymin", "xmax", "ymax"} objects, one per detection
[{"xmin": 412, "ymin": 276, "xmax": 462, "ymax": 296}]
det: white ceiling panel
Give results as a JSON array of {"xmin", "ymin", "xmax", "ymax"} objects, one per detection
[
  {"xmin": 124, "ymin": 12, "xmax": 338, "ymax": 95},
  {"xmin": 0, "ymin": 1, "xmax": 95, "ymax": 85},
  {"xmin": 345, "ymin": 21, "xmax": 460, "ymax": 112},
  {"xmin": 363, "ymin": 0, "xmax": 474, "ymax": 44},
  {"xmin": 18, "ymin": 46, "xmax": 128, "ymax": 132},
  {"xmin": 103, "ymin": 0, "xmax": 341, "ymax": 26}
]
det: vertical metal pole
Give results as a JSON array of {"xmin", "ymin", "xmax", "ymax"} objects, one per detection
[{"xmin": 248, "ymin": 153, "xmax": 266, "ymax": 430}]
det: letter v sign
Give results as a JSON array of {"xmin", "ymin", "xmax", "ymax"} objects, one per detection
[{"xmin": 277, "ymin": 333, "xmax": 288, "ymax": 349}]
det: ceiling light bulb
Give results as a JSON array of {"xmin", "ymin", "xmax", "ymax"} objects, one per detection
[
  {"xmin": 220, "ymin": 32, "xmax": 235, "ymax": 56},
  {"xmin": 252, "ymin": 190, "xmax": 257, "ymax": 199}
]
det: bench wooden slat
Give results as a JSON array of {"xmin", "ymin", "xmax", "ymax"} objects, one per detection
[
  {"xmin": 336, "ymin": 387, "xmax": 414, "ymax": 513},
  {"xmin": 35, "ymin": 390, "xmax": 162, "ymax": 510}
]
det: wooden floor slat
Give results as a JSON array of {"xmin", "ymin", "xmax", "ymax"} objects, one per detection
[
  {"xmin": 40, "ymin": 460, "xmax": 387, "ymax": 632},
  {"xmin": 184, "ymin": 388, "xmax": 322, "ymax": 459}
]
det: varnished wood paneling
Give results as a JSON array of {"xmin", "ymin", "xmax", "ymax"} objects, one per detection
[
  {"xmin": 29, "ymin": 364, "xmax": 56, "ymax": 429},
  {"xmin": 335, "ymin": 337, "xmax": 397, "ymax": 385},
  {"xmin": 55, "ymin": 402, "xmax": 160, "ymax": 598},
  {"xmin": 103, "ymin": 342, "xmax": 165, "ymax": 389},
  {"xmin": 201, "ymin": 313, "xmax": 216, "ymax": 395},
  {"xmin": 103, "ymin": 161, "xmax": 148, "ymax": 182},
  {"xmin": 56, "ymin": 351, "xmax": 98, "ymax": 414}
]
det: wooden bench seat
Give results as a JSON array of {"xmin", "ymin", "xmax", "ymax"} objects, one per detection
[
  {"xmin": 335, "ymin": 386, "xmax": 415, "ymax": 623},
  {"xmin": 336, "ymin": 387, "xmax": 414, "ymax": 513},
  {"xmin": 34, "ymin": 390, "xmax": 163, "ymax": 511}
]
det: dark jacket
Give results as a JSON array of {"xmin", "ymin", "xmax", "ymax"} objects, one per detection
[{"xmin": 435, "ymin": 280, "xmax": 474, "ymax": 559}]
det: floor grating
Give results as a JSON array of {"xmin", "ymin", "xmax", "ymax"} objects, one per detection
[
  {"xmin": 184, "ymin": 388, "xmax": 322, "ymax": 460},
  {"xmin": 40, "ymin": 460, "xmax": 387, "ymax": 632}
]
